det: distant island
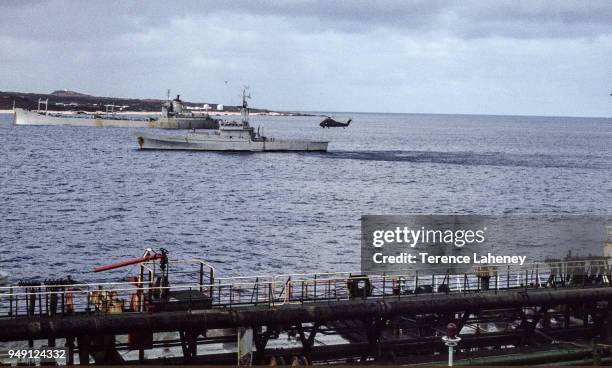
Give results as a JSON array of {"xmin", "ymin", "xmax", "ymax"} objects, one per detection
[{"xmin": 0, "ymin": 89, "xmax": 311, "ymax": 116}]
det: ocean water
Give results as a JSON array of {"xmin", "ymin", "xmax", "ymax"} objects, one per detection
[{"xmin": 1, "ymin": 112, "xmax": 611, "ymax": 282}]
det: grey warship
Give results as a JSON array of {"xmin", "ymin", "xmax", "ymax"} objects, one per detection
[{"xmin": 135, "ymin": 89, "xmax": 328, "ymax": 152}]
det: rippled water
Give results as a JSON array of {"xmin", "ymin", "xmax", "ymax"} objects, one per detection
[{"xmin": 1, "ymin": 112, "xmax": 611, "ymax": 282}]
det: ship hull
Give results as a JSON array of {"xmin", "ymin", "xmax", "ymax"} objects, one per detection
[
  {"xmin": 136, "ymin": 132, "xmax": 328, "ymax": 152},
  {"xmin": 14, "ymin": 108, "xmax": 218, "ymax": 129}
]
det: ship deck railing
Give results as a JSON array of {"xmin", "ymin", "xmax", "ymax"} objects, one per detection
[{"xmin": 0, "ymin": 258, "xmax": 610, "ymax": 319}]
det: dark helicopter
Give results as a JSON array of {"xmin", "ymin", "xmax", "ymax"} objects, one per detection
[{"xmin": 320, "ymin": 117, "xmax": 352, "ymax": 128}]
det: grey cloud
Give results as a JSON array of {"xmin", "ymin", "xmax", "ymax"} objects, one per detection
[
  {"xmin": 1, "ymin": 0, "xmax": 611, "ymax": 42},
  {"xmin": 0, "ymin": 0, "xmax": 610, "ymax": 116}
]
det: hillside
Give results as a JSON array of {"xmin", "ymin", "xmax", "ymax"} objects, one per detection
[
  {"xmin": 0, "ymin": 90, "xmax": 264, "ymax": 114},
  {"xmin": 50, "ymin": 89, "xmax": 93, "ymax": 97}
]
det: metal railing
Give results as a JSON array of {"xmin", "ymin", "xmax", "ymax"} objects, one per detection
[{"xmin": 0, "ymin": 258, "xmax": 610, "ymax": 318}]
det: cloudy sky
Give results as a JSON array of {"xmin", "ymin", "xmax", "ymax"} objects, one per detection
[{"xmin": 1, "ymin": 1, "xmax": 611, "ymax": 117}]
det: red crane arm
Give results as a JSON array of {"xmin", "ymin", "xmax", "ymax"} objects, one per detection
[{"xmin": 93, "ymin": 253, "xmax": 165, "ymax": 272}]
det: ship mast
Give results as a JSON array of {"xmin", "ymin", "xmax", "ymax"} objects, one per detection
[{"xmin": 241, "ymin": 86, "xmax": 251, "ymax": 127}]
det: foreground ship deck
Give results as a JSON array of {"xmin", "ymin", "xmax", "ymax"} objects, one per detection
[{"xmin": 1, "ymin": 252, "xmax": 611, "ymax": 365}]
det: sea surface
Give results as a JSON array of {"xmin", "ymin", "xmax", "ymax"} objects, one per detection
[{"xmin": 1, "ymin": 112, "xmax": 612, "ymax": 282}]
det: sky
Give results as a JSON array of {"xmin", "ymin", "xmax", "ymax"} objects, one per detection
[{"xmin": 0, "ymin": 0, "xmax": 611, "ymax": 117}]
